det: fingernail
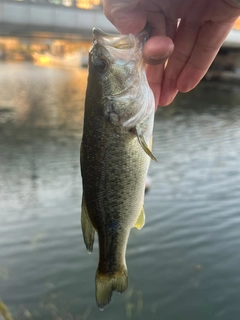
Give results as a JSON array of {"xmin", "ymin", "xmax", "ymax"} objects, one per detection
[
  {"xmin": 150, "ymin": 55, "xmax": 165, "ymax": 61},
  {"xmin": 148, "ymin": 52, "xmax": 170, "ymax": 65},
  {"xmin": 225, "ymin": 0, "xmax": 240, "ymax": 8}
]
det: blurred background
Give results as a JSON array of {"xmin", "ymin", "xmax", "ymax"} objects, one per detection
[{"xmin": 0, "ymin": 1, "xmax": 240, "ymax": 319}]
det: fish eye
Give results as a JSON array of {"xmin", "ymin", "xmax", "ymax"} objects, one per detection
[{"xmin": 96, "ymin": 58, "xmax": 109, "ymax": 73}]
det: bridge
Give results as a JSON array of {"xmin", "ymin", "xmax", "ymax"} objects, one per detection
[
  {"xmin": 0, "ymin": 0, "xmax": 239, "ymax": 43},
  {"xmin": 0, "ymin": 0, "xmax": 117, "ymax": 40}
]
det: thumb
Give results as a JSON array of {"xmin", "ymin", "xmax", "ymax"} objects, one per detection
[{"xmin": 103, "ymin": 0, "xmax": 146, "ymax": 35}]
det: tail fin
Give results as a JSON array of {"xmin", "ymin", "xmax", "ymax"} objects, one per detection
[{"xmin": 95, "ymin": 268, "xmax": 128, "ymax": 310}]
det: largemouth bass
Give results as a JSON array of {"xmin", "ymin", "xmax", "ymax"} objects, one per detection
[{"xmin": 80, "ymin": 27, "xmax": 156, "ymax": 310}]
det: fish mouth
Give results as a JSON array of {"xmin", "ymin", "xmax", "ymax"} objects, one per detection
[{"xmin": 92, "ymin": 26, "xmax": 149, "ymax": 51}]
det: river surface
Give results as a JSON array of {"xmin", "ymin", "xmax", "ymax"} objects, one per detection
[{"xmin": 0, "ymin": 62, "xmax": 240, "ymax": 320}]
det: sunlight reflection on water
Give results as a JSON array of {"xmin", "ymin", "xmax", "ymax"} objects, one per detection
[{"xmin": 0, "ymin": 62, "xmax": 240, "ymax": 320}]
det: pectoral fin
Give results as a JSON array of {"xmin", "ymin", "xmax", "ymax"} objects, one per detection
[
  {"xmin": 132, "ymin": 127, "xmax": 157, "ymax": 162},
  {"xmin": 134, "ymin": 206, "xmax": 145, "ymax": 230},
  {"xmin": 81, "ymin": 195, "xmax": 95, "ymax": 253}
]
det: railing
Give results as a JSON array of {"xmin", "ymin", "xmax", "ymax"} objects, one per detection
[{"xmin": 0, "ymin": 0, "xmax": 116, "ymax": 37}]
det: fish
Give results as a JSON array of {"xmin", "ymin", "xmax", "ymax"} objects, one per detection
[{"xmin": 80, "ymin": 26, "xmax": 156, "ymax": 310}]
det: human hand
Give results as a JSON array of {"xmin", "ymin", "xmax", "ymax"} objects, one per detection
[{"xmin": 103, "ymin": 0, "xmax": 240, "ymax": 107}]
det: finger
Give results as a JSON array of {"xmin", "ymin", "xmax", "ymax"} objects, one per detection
[
  {"xmin": 177, "ymin": 19, "xmax": 237, "ymax": 92},
  {"xmin": 143, "ymin": 36, "xmax": 174, "ymax": 65},
  {"xmin": 146, "ymin": 63, "xmax": 164, "ymax": 110},
  {"xmin": 224, "ymin": 0, "xmax": 240, "ymax": 9},
  {"xmin": 152, "ymin": 18, "xmax": 177, "ymax": 107},
  {"xmin": 142, "ymin": 10, "xmax": 170, "ymax": 107},
  {"xmin": 159, "ymin": 19, "xmax": 201, "ymax": 106},
  {"xmin": 165, "ymin": 17, "xmax": 178, "ymax": 39},
  {"xmin": 103, "ymin": 0, "xmax": 146, "ymax": 35},
  {"xmin": 142, "ymin": 11, "xmax": 174, "ymax": 65}
]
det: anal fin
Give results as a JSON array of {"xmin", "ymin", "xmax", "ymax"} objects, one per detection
[
  {"xmin": 81, "ymin": 195, "xmax": 95, "ymax": 253},
  {"xmin": 134, "ymin": 206, "xmax": 145, "ymax": 230}
]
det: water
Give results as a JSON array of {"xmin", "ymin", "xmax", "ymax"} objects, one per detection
[{"xmin": 0, "ymin": 62, "xmax": 240, "ymax": 320}]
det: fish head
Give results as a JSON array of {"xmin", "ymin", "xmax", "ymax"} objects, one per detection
[{"xmin": 87, "ymin": 27, "xmax": 154, "ymax": 129}]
